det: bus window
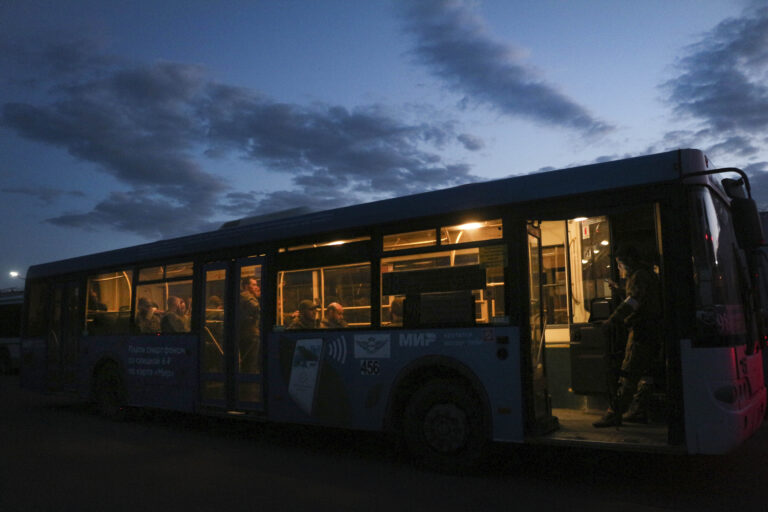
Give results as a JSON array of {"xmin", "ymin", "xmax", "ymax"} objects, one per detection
[
  {"xmin": 277, "ymin": 263, "xmax": 371, "ymax": 329},
  {"xmin": 282, "ymin": 236, "xmax": 370, "ymax": 252},
  {"xmin": 440, "ymin": 218, "xmax": 502, "ymax": 245},
  {"xmin": 381, "ymin": 245, "xmax": 507, "ymax": 326},
  {"xmin": 383, "ymin": 229, "xmax": 437, "ymax": 251},
  {"xmin": 166, "ymin": 262, "xmax": 193, "ymax": 278},
  {"xmin": 567, "ymin": 216, "xmax": 612, "ymax": 323},
  {"xmin": 86, "ymin": 270, "xmax": 132, "ymax": 335},
  {"xmin": 690, "ymin": 188, "xmax": 750, "ymax": 346},
  {"xmin": 138, "ymin": 266, "xmax": 163, "ymax": 281},
  {"xmin": 135, "ymin": 262, "xmax": 193, "ymax": 334}
]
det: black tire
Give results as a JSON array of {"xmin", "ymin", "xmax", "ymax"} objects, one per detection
[
  {"xmin": 403, "ymin": 379, "xmax": 487, "ymax": 473},
  {"xmin": 94, "ymin": 363, "xmax": 126, "ymax": 420}
]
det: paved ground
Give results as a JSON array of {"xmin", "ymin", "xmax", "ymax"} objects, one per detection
[{"xmin": 2, "ymin": 374, "xmax": 767, "ymax": 511}]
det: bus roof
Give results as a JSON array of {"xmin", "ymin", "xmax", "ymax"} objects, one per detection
[{"xmin": 27, "ymin": 148, "xmax": 708, "ymax": 279}]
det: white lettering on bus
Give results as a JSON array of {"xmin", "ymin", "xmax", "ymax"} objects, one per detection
[{"xmin": 398, "ymin": 333, "xmax": 436, "ymax": 347}]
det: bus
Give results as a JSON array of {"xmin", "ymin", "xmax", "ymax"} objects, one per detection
[
  {"xmin": 19, "ymin": 149, "xmax": 766, "ymax": 470},
  {"xmin": 0, "ymin": 289, "xmax": 23, "ymax": 374}
]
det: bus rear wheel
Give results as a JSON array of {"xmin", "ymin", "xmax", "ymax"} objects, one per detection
[
  {"xmin": 94, "ymin": 363, "xmax": 126, "ymax": 420},
  {"xmin": 403, "ymin": 379, "xmax": 486, "ymax": 473}
]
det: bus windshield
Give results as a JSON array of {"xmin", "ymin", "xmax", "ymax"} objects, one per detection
[{"xmin": 690, "ymin": 187, "xmax": 751, "ymax": 347}]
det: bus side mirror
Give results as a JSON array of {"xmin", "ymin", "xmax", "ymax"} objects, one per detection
[{"xmin": 731, "ymin": 197, "xmax": 765, "ymax": 250}]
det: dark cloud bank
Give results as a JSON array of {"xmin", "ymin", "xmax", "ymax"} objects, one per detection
[
  {"xmin": 1, "ymin": 39, "xmax": 481, "ymax": 239},
  {"xmin": 588, "ymin": 6, "xmax": 768, "ymax": 208},
  {"xmin": 661, "ymin": 5, "xmax": 768, "ymax": 208},
  {"xmin": 397, "ymin": 0, "xmax": 612, "ymax": 136},
  {"xmin": 2, "ymin": 1, "xmax": 613, "ymax": 240}
]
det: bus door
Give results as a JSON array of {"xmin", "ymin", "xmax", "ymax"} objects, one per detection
[
  {"xmin": 200, "ymin": 258, "xmax": 264, "ymax": 412},
  {"xmin": 527, "ymin": 221, "xmax": 553, "ymax": 433},
  {"xmin": 47, "ymin": 281, "xmax": 81, "ymax": 391}
]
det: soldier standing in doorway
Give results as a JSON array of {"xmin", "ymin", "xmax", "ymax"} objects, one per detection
[{"xmin": 594, "ymin": 244, "xmax": 661, "ymax": 428}]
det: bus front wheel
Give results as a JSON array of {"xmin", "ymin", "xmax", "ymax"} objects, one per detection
[
  {"xmin": 94, "ymin": 363, "xmax": 126, "ymax": 420},
  {"xmin": 403, "ymin": 379, "xmax": 486, "ymax": 472}
]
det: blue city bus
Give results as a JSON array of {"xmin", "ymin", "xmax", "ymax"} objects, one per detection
[{"xmin": 19, "ymin": 149, "xmax": 766, "ymax": 470}]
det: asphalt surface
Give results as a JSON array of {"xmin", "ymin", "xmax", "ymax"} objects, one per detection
[{"xmin": 2, "ymin": 374, "xmax": 767, "ymax": 511}]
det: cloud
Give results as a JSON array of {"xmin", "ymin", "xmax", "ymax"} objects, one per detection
[
  {"xmin": 0, "ymin": 34, "xmax": 118, "ymax": 89},
  {"xmin": 664, "ymin": 6, "xmax": 768, "ymax": 133},
  {"xmin": 47, "ymin": 190, "xmax": 221, "ymax": 239},
  {"xmin": 221, "ymin": 189, "xmax": 349, "ymax": 219},
  {"xmin": 2, "ymin": 36, "xmax": 479, "ymax": 239},
  {"xmin": 662, "ymin": 6, "xmax": 768, "ymax": 176},
  {"xmin": 398, "ymin": 0, "xmax": 612, "ymax": 136},
  {"xmin": 2, "ymin": 186, "xmax": 85, "ymax": 204},
  {"xmin": 203, "ymin": 84, "xmax": 479, "ymax": 197},
  {"xmin": 457, "ymin": 133, "xmax": 483, "ymax": 151}
]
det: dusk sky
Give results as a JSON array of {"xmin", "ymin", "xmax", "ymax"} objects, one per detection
[{"xmin": 2, "ymin": 0, "xmax": 768, "ymax": 289}]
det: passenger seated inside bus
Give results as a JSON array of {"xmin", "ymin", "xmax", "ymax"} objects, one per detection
[
  {"xmin": 287, "ymin": 300, "xmax": 319, "ymax": 330},
  {"xmin": 136, "ymin": 297, "xmax": 161, "ymax": 333},
  {"xmin": 389, "ymin": 297, "xmax": 404, "ymax": 326},
  {"xmin": 161, "ymin": 296, "xmax": 188, "ymax": 333},
  {"xmin": 88, "ymin": 288, "xmax": 107, "ymax": 312},
  {"xmin": 321, "ymin": 302, "xmax": 348, "ymax": 329}
]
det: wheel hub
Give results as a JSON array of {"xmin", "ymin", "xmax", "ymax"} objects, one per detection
[{"xmin": 423, "ymin": 403, "xmax": 467, "ymax": 453}]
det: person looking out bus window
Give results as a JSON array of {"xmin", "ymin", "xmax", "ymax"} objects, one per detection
[
  {"xmin": 239, "ymin": 277, "xmax": 261, "ymax": 372},
  {"xmin": 321, "ymin": 302, "xmax": 348, "ymax": 329},
  {"xmin": 161, "ymin": 296, "xmax": 187, "ymax": 333},
  {"xmin": 136, "ymin": 297, "xmax": 161, "ymax": 333},
  {"xmin": 390, "ymin": 297, "xmax": 404, "ymax": 326},
  {"xmin": 179, "ymin": 297, "xmax": 192, "ymax": 331},
  {"xmin": 593, "ymin": 244, "xmax": 661, "ymax": 428},
  {"xmin": 88, "ymin": 288, "xmax": 107, "ymax": 311},
  {"xmin": 288, "ymin": 300, "xmax": 319, "ymax": 330}
]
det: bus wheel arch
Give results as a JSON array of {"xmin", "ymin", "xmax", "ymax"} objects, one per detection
[
  {"xmin": 386, "ymin": 357, "xmax": 491, "ymax": 472},
  {"xmin": 92, "ymin": 359, "xmax": 126, "ymax": 420}
]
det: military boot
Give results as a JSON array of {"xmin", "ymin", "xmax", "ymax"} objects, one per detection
[
  {"xmin": 593, "ymin": 409, "xmax": 622, "ymax": 428},
  {"xmin": 622, "ymin": 382, "xmax": 651, "ymax": 423},
  {"xmin": 622, "ymin": 402, "xmax": 649, "ymax": 424}
]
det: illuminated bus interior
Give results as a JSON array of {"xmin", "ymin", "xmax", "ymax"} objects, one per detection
[{"xmin": 534, "ymin": 206, "xmax": 670, "ymax": 447}]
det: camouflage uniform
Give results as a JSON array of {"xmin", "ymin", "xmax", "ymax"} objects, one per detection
[{"xmin": 607, "ymin": 266, "xmax": 661, "ymax": 416}]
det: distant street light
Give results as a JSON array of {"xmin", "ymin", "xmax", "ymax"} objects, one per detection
[{"xmin": 9, "ymin": 271, "xmax": 25, "ymax": 280}]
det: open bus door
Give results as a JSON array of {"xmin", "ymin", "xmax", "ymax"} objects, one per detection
[
  {"xmin": 200, "ymin": 257, "xmax": 264, "ymax": 412},
  {"xmin": 527, "ymin": 221, "xmax": 555, "ymax": 434}
]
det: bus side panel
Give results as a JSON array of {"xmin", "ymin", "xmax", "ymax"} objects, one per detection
[
  {"xmin": 19, "ymin": 337, "xmax": 47, "ymax": 392},
  {"xmin": 80, "ymin": 335, "xmax": 198, "ymax": 412},
  {"xmin": 266, "ymin": 326, "xmax": 524, "ymax": 442},
  {"xmin": 680, "ymin": 339, "xmax": 766, "ymax": 454}
]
